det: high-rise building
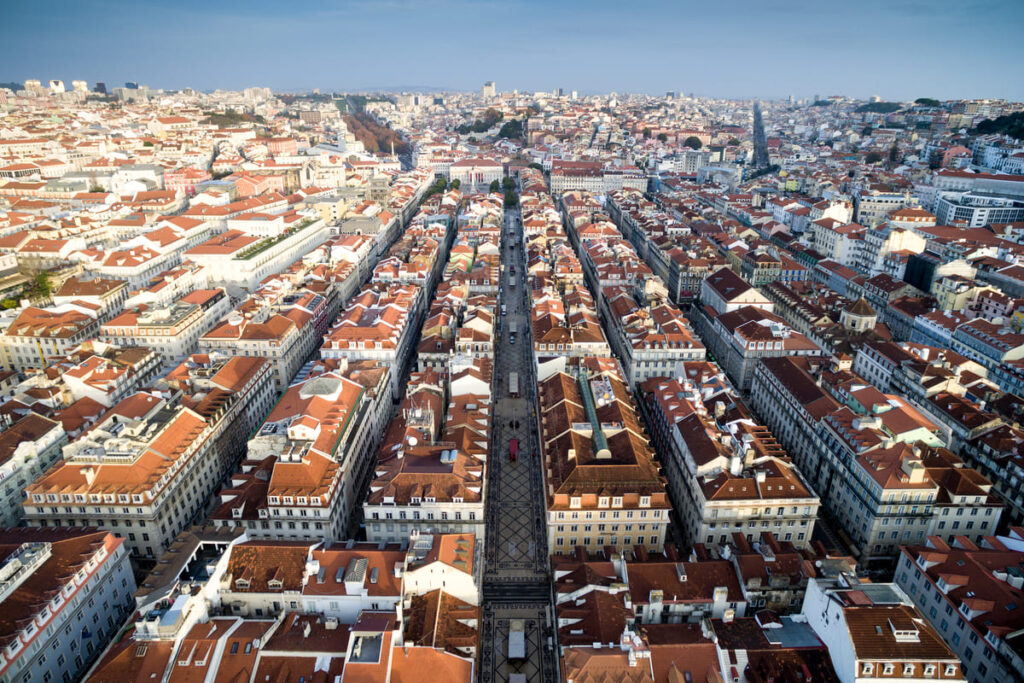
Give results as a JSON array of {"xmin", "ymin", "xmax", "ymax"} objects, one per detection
[
  {"xmin": 94, "ymin": 81, "xmax": 107, "ymax": 94},
  {"xmin": 481, "ymin": 81, "xmax": 496, "ymax": 98}
]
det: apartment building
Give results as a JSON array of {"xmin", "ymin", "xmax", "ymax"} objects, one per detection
[
  {"xmin": 214, "ymin": 370, "xmax": 382, "ymax": 542},
  {"xmin": 601, "ymin": 287, "xmax": 706, "ymax": 386},
  {"xmin": 24, "ymin": 359, "xmax": 274, "ymax": 562},
  {"xmin": 61, "ymin": 344, "xmax": 162, "ymax": 407},
  {"xmin": 0, "ymin": 414, "xmax": 67, "ymax": 527},
  {"xmin": 184, "ymin": 217, "xmax": 328, "ymax": 291},
  {"xmin": 52, "ymin": 276, "xmax": 128, "ymax": 322},
  {"xmin": 855, "ymin": 189, "xmax": 917, "ymax": 227},
  {"xmin": 897, "ymin": 535, "xmax": 1024, "ymax": 683},
  {"xmin": 320, "ymin": 283, "xmax": 424, "ymax": 400},
  {"xmin": 641, "ymin": 375, "xmax": 820, "ymax": 552},
  {"xmin": 538, "ymin": 364, "xmax": 671, "ymax": 554},
  {"xmin": 699, "ymin": 267, "xmax": 774, "ymax": 315},
  {"xmin": 100, "ymin": 288, "xmax": 230, "ymax": 367},
  {"xmin": 363, "ymin": 435, "xmax": 487, "ymax": 542},
  {"xmin": 752, "ymin": 357, "xmax": 1002, "ymax": 564},
  {"xmin": 696, "ymin": 305, "xmax": 821, "ymax": 392},
  {"xmin": 0, "ymin": 529, "xmax": 136, "ymax": 683},
  {"xmin": 804, "ymin": 575, "xmax": 966, "ymax": 683},
  {"xmin": 0, "ymin": 305, "xmax": 100, "ymax": 372}
]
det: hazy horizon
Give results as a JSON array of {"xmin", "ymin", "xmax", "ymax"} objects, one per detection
[{"xmin": 3, "ymin": 0, "xmax": 1023, "ymax": 101}]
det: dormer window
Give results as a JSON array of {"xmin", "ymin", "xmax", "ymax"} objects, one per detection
[
  {"xmin": 944, "ymin": 665, "xmax": 957, "ymax": 677},
  {"xmin": 923, "ymin": 664, "xmax": 936, "ymax": 677},
  {"xmin": 268, "ymin": 496, "xmax": 280, "ymax": 505},
  {"xmin": 612, "ymin": 497, "xmax": 623, "ymax": 508},
  {"xmin": 640, "ymin": 496, "xmax": 651, "ymax": 508},
  {"xmin": 570, "ymin": 497, "xmax": 582, "ymax": 509},
  {"xmin": 599, "ymin": 497, "xmax": 610, "ymax": 508},
  {"xmin": 883, "ymin": 664, "xmax": 894, "ymax": 676},
  {"xmin": 903, "ymin": 664, "xmax": 914, "ymax": 676},
  {"xmin": 411, "ymin": 497, "xmax": 422, "ymax": 505},
  {"xmin": 267, "ymin": 579, "xmax": 283, "ymax": 590},
  {"xmin": 234, "ymin": 578, "xmax": 250, "ymax": 589},
  {"xmin": 861, "ymin": 663, "xmax": 873, "ymax": 676}
]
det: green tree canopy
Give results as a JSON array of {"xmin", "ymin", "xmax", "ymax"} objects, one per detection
[
  {"xmin": 915, "ymin": 98, "xmax": 941, "ymax": 108},
  {"xmin": 489, "ymin": 179, "xmax": 500, "ymax": 193},
  {"xmin": 855, "ymin": 101, "xmax": 901, "ymax": 114},
  {"xmin": 973, "ymin": 112, "xmax": 1024, "ymax": 139},
  {"xmin": 483, "ymin": 108, "xmax": 503, "ymax": 126},
  {"xmin": 683, "ymin": 136, "xmax": 703, "ymax": 150},
  {"xmin": 528, "ymin": 162, "xmax": 543, "ymax": 171},
  {"xmin": 498, "ymin": 119, "xmax": 523, "ymax": 139},
  {"xmin": 656, "ymin": 133, "xmax": 668, "ymax": 143},
  {"xmin": 642, "ymin": 128, "xmax": 652, "ymax": 139},
  {"xmin": 865, "ymin": 151, "xmax": 883, "ymax": 164}
]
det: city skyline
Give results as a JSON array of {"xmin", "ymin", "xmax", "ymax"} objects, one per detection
[{"xmin": 3, "ymin": 0, "xmax": 1024, "ymax": 100}]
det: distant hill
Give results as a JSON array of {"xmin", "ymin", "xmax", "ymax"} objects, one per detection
[
  {"xmin": 855, "ymin": 101, "xmax": 902, "ymax": 114},
  {"xmin": 973, "ymin": 111, "xmax": 1024, "ymax": 140}
]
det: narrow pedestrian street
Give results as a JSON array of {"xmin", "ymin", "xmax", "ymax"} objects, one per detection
[{"xmin": 478, "ymin": 205, "xmax": 558, "ymax": 683}]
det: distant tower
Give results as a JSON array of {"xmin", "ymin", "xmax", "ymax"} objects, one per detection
[
  {"xmin": 48, "ymin": 80, "xmax": 65, "ymax": 94},
  {"xmin": 94, "ymin": 82, "xmax": 107, "ymax": 94},
  {"xmin": 482, "ymin": 81, "xmax": 496, "ymax": 99}
]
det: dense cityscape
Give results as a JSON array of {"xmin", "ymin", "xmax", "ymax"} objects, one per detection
[{"xmin": 0, "ymin": 75, "xmax": 1022, "ymax": 683}]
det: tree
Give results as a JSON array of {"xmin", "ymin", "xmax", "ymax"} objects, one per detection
[
  {"xmin": 483, "ymin": 108, "xmax": 503, "ymax": 126},
  {"xmin": 973, "ymin": 111, "xmax": 1024, "ymax": 140},
  {"xmin": 489, "ymin": 180, "xmax": 500, "ymax": 193},
  {"xmin": 656, "ymin": 133, "xmax": 668, "ymax": 143},
  {"xmin": 855, "ymin": 101, "xmax": 901, "ymax": 114},
  {"xmin": 642, "ymin": 128, "xmax": 652, "ymax": 139},
  {"xmin": 504, "ymin": 188, "xmax": 518, "ymax": 207},
  {"xmin": 528, "ymin": 162, "xmax": 543, "ymax": 171},
  {"xmin": 888, "ymin": 143, "xmax": 900, "ymax": 165},
  {"xmin": 915, "ymin": 98, "xmax": 941, "ymax": 108},
  {"xmin": 683, "ymin": 136, "xmax": 703, "ymax": 150},
  {"xmin": 498, "ymin": 119, "xmax": 523, "ymax": 139},
  {"xmin": 502, "ymin": 176, "xmax": 515, "ymax": 191},
  {"xmin": 865, "ymin": 151, "xmax": 883, "ymax": 164},
  {"xmin": 728, "ymin": 137, "xmax": 740, "ymax": 146},
  {"xmin": 450, "ymin": 179, "xmax": 460, "ymax": 190},
  {"xmin": 861, "ymin": 125, "xmax": 873, "ymax": 137}
]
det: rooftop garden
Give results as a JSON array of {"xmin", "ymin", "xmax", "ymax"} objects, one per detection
[{"xmin": 235, "ymin": 218, "xmax": 318, "ymax": 261}]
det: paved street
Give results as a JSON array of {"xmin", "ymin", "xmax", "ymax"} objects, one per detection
[{"xmin": 478, "ymin": 205, "xmax": 558, "ymax": 683}]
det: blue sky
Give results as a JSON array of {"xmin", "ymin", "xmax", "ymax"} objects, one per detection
[{"xmin": 3, "ymin": 0, "xmax": 1022, "ymax": 100}]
